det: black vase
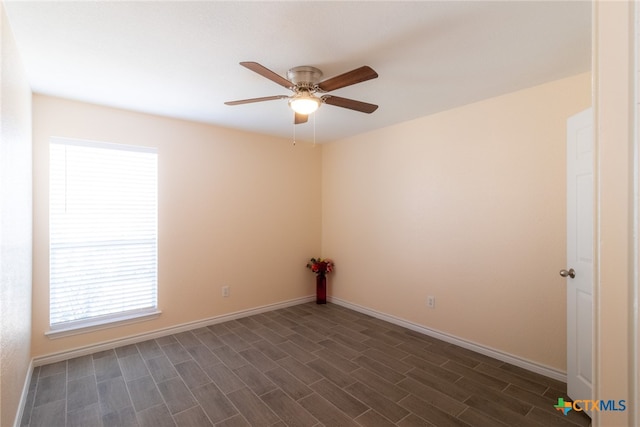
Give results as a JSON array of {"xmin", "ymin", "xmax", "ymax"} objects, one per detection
[{"xmin": 316, "ymin": 273, "xmax": 327, "ymax": 304}]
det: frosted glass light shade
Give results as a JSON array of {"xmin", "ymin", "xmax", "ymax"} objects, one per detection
[{"xmin": 289, "ymin": 93, "xmax": 320, "ymax": 115}]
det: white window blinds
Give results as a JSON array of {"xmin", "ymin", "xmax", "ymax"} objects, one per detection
[{"xmin": 49, "ymin": 138, "xmax": 158, "ymax": 329}]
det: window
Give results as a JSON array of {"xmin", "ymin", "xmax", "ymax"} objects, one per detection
[{"xmin": 49, "ymin": 138, "xmax": 158, "ymax": 334}]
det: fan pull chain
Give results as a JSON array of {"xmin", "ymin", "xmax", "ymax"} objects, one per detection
[{"xmin": 291, "ymin": 112, "xmax": 317, "ymax": 146}]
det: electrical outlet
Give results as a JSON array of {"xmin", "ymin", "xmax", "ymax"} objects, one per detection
[
  {"xmin": 222, "ymin": 286, "xmax": 230, "ymax": 297},
  {"xmin": 427, "ymin": 296, "xmax": 435, "ymax": 309}
]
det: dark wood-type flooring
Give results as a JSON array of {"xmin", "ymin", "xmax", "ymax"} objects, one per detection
[{"xmin": 20, "ymin": 302, "xmax": 592, "ymax": 426}]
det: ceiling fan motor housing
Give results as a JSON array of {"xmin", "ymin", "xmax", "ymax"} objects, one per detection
[{"xmin": 287, "ymin": 66, "xmax": 323, "ymax": 88}]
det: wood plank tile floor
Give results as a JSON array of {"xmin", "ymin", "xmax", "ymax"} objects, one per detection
[{"xmin": 20, "ymin": 302, "xmax": 592, "ymax": 426}]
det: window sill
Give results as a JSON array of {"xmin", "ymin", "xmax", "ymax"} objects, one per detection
[{"xmin": 46, "ymin": 310, "xmax": 162, "ymax": 339}]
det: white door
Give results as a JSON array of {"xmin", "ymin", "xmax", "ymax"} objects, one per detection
[{"xmin": 565, "ymin": 108, "xmax": 594, "ymax": 416}]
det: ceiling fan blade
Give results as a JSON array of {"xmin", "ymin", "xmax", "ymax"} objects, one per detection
[
  {"xmin": 225, "ymin": 95, "xmax": 288, "ymax": 106},
  {"xmin": 294, "ymin": 112, "xmax": 308, "ymax": 125},
  {"xmin": 317, "ymin": 66, "xmax": 378, "ymax": 92},
  {"xmin": 322, "ymin": 95, "xmax": 378, "ymax": 114},
  {"xmin": 240, "ymin": 62, "xmax": 293, "ymax": 89}
]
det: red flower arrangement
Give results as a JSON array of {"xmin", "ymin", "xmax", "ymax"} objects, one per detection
[{"xmin": 306, "ymin": 257, "xmax": 334, "ymax": 275}]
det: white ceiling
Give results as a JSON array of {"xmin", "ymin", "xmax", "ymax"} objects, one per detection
[{"xmin": 4, "ymin": 1, "xmax": 591, "ymax": 143}]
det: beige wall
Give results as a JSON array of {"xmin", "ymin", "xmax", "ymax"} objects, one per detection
[
  {"xmin": 322, "ymin": 73, "xmax": 591, "ymax": 371},
  {"xmin": 31, "ymin": 95, "xmax": 322, "ymax": 357},
  {"xmin": 594, "ymin": 1, "xmax": 634, "ymax": 426},
  {"xmin": 0, "ymin": 3, "xmax": 33, "ymax": 426}
]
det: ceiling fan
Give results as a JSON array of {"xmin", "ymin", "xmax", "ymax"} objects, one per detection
[{"xmin": 225, "ymin": 62, "xmax": 379, "ymax": 124}]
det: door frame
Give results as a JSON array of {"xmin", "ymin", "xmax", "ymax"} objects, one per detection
[{"xmin": 592, "ymin": 1, "xmax": 639, "ymax": 426}]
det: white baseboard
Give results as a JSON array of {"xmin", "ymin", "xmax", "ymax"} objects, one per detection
[
  {"xmin": 33, "ymin": 295, "xmax": 315, "ymax": 366},
  {"xmin": 329, "ymin": 296, "xmax": 567, "ymax": 383},
  {"xmin": 13, "ymin": 359, "xmax": 34, "ymax": 427}
]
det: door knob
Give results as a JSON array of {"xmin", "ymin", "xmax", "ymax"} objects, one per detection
[{"xmin": 560, "ymin": 268, "xmax": 576, "ymax": 279}]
